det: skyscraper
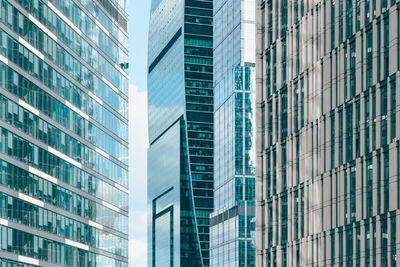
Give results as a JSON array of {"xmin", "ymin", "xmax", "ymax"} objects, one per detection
[
  {"xmin": 0, "ymin": 0, "xmax": 129, "ymax": 266},
  {"xmin": 147, "ymin": 0, "xmax": 213, "ymax": 266},
  {"xmin": 210, "ymin": 0, "xmax": 256, "ymax": 266},
  {"xmin": 257, "ymin": 0, "xmax": 400, "ymax": 266}
]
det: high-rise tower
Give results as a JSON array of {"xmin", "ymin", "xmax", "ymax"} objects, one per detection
[
  {"xmin": 210, "ymin": 0, "xmax": 256, "ymax": 266},
  {"xmin": 257, "ymin": 0, "xmax": 400, "ymax": 266},
  {"xmin": 147, "ymin": 0, "xmax": 213, "ymax": 266},
  {"xmin": 0, "ymin": 0, "xmax": 129, "ymax": 266}
]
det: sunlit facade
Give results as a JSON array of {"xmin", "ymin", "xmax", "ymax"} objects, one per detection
[
  {"xmin": 257, "ymin": 0, "xmax": 400, "ymax": 266},
  {"xmin": 147, "ymin": 0, "xmax": 213, "ymax": 266},
  {"xmin": 0, "ymin": 0, "xmax": 129, "ymax": 265},
  {"xmin": 210, "ymin": 0, "xmax": 256, "ymax": 266}
]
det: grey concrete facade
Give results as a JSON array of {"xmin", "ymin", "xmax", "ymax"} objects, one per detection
[{"xmin": 256, "ymin": 0, "xmax": 400, "ymax": 266}]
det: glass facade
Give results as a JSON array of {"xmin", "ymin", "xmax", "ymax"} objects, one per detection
[
  {"xmin": 210, "ymin": 0, "xmax": 256, "ymax": 266},
  {"xmin": 147, "ymin": 0, "xmax": 213, "ymax": 266},
  {"xmin": 0, "ymin": 0, "xmax": 128, "ymax": 265},
  {"xmin": 257, "ymin": 0, "xmax": 400, "ymax": 266}
]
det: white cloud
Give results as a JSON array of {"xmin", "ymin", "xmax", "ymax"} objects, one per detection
[{"xmin": 129, "ymin": 84, "xmax": 148, "ymax": 266}]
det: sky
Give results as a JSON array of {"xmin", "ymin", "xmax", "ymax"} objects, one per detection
[{"xmin": 128, "ymin": 1, "xmax": 151, "ymax": 266}]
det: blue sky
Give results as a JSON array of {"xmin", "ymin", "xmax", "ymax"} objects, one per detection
[{"xmin": 128, "ymin": 1, "xmax": 151, "ymax": 266}]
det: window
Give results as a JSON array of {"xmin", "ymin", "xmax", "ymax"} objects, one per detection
[
  {"xmin": 346, "ymin": 0, "xmax": 353, "ymax": 38},
  {"xmin": 382, "ymin": 0, "xmax": 388, "ymax": 13},
  {"xmin": 281, "ymin": 0, "xmax": 288, "ymax": 37},
  {"xmin": 300, "ymin": 77, "xmax": 305, "ymax": 128},
  {"xmin": 381, "ymin": 218, "xmax": 388, "ymax": 267},
  {"xmin": 346, "ymin": 228, "xmax": 353, "ymax": 267},
  {"xmin": 350, "ymin": 42, "xmax": 356, "ymax": 97},
  {"xmin": 268, "ymin": 1, "xmax": 273, "ymax": 44},
  {"xmin": 384, "ymin": 18, "xmax": 389, "ymax": 78},
  {"xmin": 339, "ymin": 110, "xmax": 343, "ymax": 165},
  {"xmin": 294, "ymin": 190, "xmax": 299, "ymax": 239},
  {"xmin": 365, "ymin": 0, "xmax": 370, "ymax": 24},
  {"xmin": 384, "ymin": 151, "xmax": 389, "ymax": 212},
  {"xmin": 282, "ymin": 41, "xmax": 287, "ymax": 86},
  {"xmin": 344, "ymin": 45, "xmax": 348, "ymax": 99},
  {"xmin": 377, "ymin": 22, "xmax": 381, "ymax": 82},
  {"xmin": 350, "ymin": 167, "xmax": 356, "ymax": 222},
  {"xmin": 346, "ymin": 105, "xmax": 353, "ymax": 162},
  {"xmin": 294, "ymin": 82, "xmax": 299, "ymax": 132},
  {"xmin": 281, "ymin": 195, "xmax": 288, "ymax": 244},
  {"xmin": 273, "ymin": 48, "xmax": 277, "ymax": 93},
  {"xmin": 365, "ymin": 221, "xmax": 370, "ymax": 266},
  {"xmin": 331, "ymin": 114, "xmax": 335, "ymax": 168},
  {"xmin": 377, "ymin": 152, "xmax": 381, "ymax": 215},
  {"xmin": 281, "ymin": 143, "xmax": 287, "ymax": 190},
  {"xmin": 356, "ymin": 224, "xmax": 361, "ymax": 266},
  {"xmin": 332, "ymin": 0, "xmax": 336, "ymax": 50},
  {"xmin": 300, "ymin": 187, "xmax": 304, "ymax": 237},
  {"xmin": 391, "ymin": 215, "xmax": 396, "ymax": 267},
  {"xmin": 381, "ymin": 85, "xmax": 388, "ymax": 146},
  {"xmin": 296, "ymin": 28, "xmax": 300, "ymax": 74},
  {"xmin": 390, "ymin": 79, "xmax": 396, "ymax": 141},
  {"xmin": 355, "ymin": 101, "xmax": 360, "ymax": 157},
  {"xmin": 331, "ymin": 230, "xmax": 336, "ymax": 266},
  {"xmin": 367, "ymin": 30, "xmax": 373, "ymax": 88},
  {"xmin": 372, "ymin": 90, "xmax": 376, "ymax": 150},
  {"xmin": 281, "ymin": 90, "xmax": 287, "ymax": 140},
  {"xmin": 373, "ymin": 0, "xmax": 376, "ymax": 18},
  {"xmin": 356, "ymin": 0, "xmax": 361, "ymax": 31},
  {"xmin": 339, "ymin": 0, "xmax": 343, "ymax": 43},
  {"xmin": 339, "ymin": 228, "xmax": 343, "ymax": 267},
  {"xmin": 367, "ymin": 159, "xmax": 373, "ymax": 217},
  {"xmin": 296, "ymin": 136, "xmax": 300, "ymax": 184},
  {"xmin": 365, "ymin": 94, "xmax": 370, "ymax": 153},
  {"xmin": 266, "ymin": 51, "xmax": 271, "ymax": 97},
  {"xmin": 272, "ymin": 149, "xmax": 277, "ymax": 194}
]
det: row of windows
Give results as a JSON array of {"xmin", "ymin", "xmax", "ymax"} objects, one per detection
[
  {"xmin": 0, "ymin": 225, "xmax": 128, "ymax": 266},
  {"xmin": 263, "ymin": 1, "xmax": 397, "ymax": 102},
  {"xmin": 0, "ymin": 191, "xmax": 128, "ymax": 257},
  {"xmin": 214, "ymin": 176, "xmax": 255, "ymax": 212},
  {"xmin": 211, "ymin": 215, "xmax": 255, "ymax": 248},
  {"xmin": 15, "ymin": 0, "xmax": 128, "ymax": 66},
  {"xmin": 263, "ymin": 146, "xmax": 394, "ymax": 247},
  {"xmin": 0, "ymin": 62, "xmax": 128, "ymax": 174},
  {"xmin": 2, "ymin": 32, "xmax": 128, "ymax": 145},
  {"xmin": 0, "ymin": 34, "xmax": 128, "ymax": 147},
  {"xmin": 16, "ymin": 0, "xmax": 128, "ymax": 115},
  {"xmin": 210, "ymin": 239, "xmax": 255, "ymax": 267},
  {"xmin": 1, "ymin": 91, "xmax": 127, "ymax": 180},
  {"xmin": 0, "ymin": 157, "xmax": 127, "ymax": 234},
  {"xmin": 4, "ymin": 0, "xmax": 128, "ymax": 119},
  {"xmin": 0, "ymin": 95, "xmax": 127, "ymax": 207},
  {"xmin": 264, "ymin": 213, "xmax": 396, "ymax": 267},
  {"xmin": 0, "ymin": 128, "xmax": 128, "ymax": 233},
  {"xmin": 3, "ymin": 0, "xmax": 128, "ymax": 101},
  {"xmin": 0, "ymin": 11, "xmax": 129, "ymax": 139},
  {"xmin": 46, "ymin": 0, "xmax": 128, "ymax": 64},
  {"xmin": 0, "ymin": 257, "xmax": 35, "ymax": 266},
  {"xmin": 0, "ymin": 93, "xmax": 128, "ymax": 202},
  {"xmin": 48, "ymin": 0, "xmax": 128, "ymax": 48},
  {"xmin": 264, "ymin": 84, "xmax": 396, "ymax": 196}
]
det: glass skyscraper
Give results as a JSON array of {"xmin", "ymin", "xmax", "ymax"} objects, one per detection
[
  {"xmin": 0, "ymin": 0, "xmax": 129, "ymax": 266},
  {"xmin": 257, "ymin": 0, "xmax": 400, "ymax": 266},
  {"xmin": 209, "ymin": 0, "xmax": 256, "ymax": 266},
  {"xmin": 147, "ymin": 0, "xmax": 213, "ymax": 266}
]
